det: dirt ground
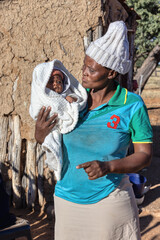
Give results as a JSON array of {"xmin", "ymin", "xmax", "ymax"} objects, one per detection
[
  {"xmin": 10, "ymin": 182, "xmax": 160, "ymax": 240},
  {"xmin": 10, "ymin": 205, "xmax": 160, "ymax": 240}
]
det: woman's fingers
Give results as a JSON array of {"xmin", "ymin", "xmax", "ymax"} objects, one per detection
[
  {"xmin": 76, "ymin": 161, "xmax": 108, "ymax": 180},
  {"xmin": 88, "ymin": 175, "xmax": 98, "ymax": 180},
  {"xmin": 35, "ymin": 107, "xmax": 58, "ymax": 144},
  {"xmin": 38, "ymin": 107, "xmax": 58, "ymax": 126},
  {"xmin": 42, "ymin": 107, "xmax": 52, "ymax": 121},
  {"xmin": 37, "ymin": 106, "xmax": 51, "ymax": 122},
  {"xmin": 37, "ymin": 107, "xmax": 46, "ymax": 121},
  {"xmin": 76, "ymin": 162, "xmax": 91, "ymax": 169},
  {"xmin": 47, "ymin": 113, "xmax": 58, "ymax": 125},
  {"xmin": 48, "ymin": 118, "xmax": 58, "ymax": 130}
]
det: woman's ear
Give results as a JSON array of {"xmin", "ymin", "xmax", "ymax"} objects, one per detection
[{"xmin": 108, "ymin": 70, "xmax": 118, "ymax": 80}]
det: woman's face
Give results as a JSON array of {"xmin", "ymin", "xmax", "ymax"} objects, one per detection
[{"xmin": 82, "ymin": 55, "xmax": 111, "ymax": 90}]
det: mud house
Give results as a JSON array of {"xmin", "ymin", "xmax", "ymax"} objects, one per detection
[{"xmin": 0, "ymin": 0, "xmax": 139, "ymax": 209}]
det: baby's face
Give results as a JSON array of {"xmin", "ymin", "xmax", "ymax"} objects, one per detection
[{"xmin": 46, "ymin": 74, "xmax": 63, "ymax": 94}]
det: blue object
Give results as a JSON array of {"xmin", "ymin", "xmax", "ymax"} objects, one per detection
[
  {"xmin": 0, "ymin": 217, "xmax": 32, "ymax": 239},
  {"xmin": 127, "ymin": 173, "xmax": 147, "ymax": 198}
]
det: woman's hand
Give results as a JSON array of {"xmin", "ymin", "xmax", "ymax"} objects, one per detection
[
  {"xmin": 76, "ymin": 160, "xmax": 110, "ymax": 180},
  {"xmin": 35, "ymin": 106, "xmax": 58, "ymax": 144}
]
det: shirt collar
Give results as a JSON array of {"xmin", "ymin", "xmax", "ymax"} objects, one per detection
[{"xmin": 108, "ymin": 83, "xmax": 128, "ymax": 106}]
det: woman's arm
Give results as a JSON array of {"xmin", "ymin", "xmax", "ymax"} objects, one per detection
[
  {"xmin": 35, "ymin": 106, "xmax": 58, "ymax": 144},
  {"xmin": 76, "ymin": 143, "xmax": 152, "ymax": 180},
  {"xmin": 108, "ymin": 143, "xmax": 152, "ymax": 173}
]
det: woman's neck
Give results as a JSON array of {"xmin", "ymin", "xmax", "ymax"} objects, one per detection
[{"xmin": 88, "ymin": 80, "xmax": 117, "ymax": 110}]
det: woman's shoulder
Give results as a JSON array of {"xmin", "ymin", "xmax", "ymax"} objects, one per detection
[{"xmin": 125, "ymin": 88, "xmax": 144, "ymax": 105}]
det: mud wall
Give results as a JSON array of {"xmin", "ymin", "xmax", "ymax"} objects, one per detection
[{"xmin": 0, "ymin": 0, "xmax": 102, "ymax": 140}]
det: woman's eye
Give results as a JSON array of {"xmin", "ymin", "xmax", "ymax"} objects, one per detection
[
  {"xmin": 89, "ymin": 68, "xmax": 95, "ymax": 73},
  {"xmin": 82, "ymin": 65, "xmax": 95, "ymax": 73}
]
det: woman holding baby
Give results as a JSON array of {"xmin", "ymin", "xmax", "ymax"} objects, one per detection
[{"xmin": 34, "ymin": 21, "xmax": 152, "ymax": 240}]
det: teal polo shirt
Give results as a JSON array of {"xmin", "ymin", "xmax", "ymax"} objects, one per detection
[{"xmin": 55, "ymin": 84, "xmax": 153, "ymax": 204}]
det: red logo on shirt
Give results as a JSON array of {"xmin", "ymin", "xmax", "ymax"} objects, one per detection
[{"xmin": 107, "ymin": 115, "xmax": 120, "ymax": 129}]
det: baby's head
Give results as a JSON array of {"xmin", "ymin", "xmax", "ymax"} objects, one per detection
[{"xmin": 46, "ymin": 69, "xmax": 64, "ymax": 94}]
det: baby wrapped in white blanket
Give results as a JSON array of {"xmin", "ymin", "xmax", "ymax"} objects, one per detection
[{"xmin": 29, "ymin": 59, "xmax": 87, "ymax": 180}]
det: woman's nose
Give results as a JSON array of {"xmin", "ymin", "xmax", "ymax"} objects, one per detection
[{"xmin": 82, "ymin": 65, "xmax": 87, "ymax": 75}]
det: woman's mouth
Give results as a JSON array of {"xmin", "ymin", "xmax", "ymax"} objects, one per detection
[{"xmin": 82, "ymin": 78, "xmax": 87, "ymax": 83}]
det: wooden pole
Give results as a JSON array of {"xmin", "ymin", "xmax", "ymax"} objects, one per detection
[
  {"xmin": 8, "ymin": 116, "xmax": 14, "ymax": 163},
  {"xmin": 93, "ymin": 17, "xmax": 103, "ymax": 40},
  {"xmin": 12, "ymin": 115, "xmax": 22, "ymax": 208},
  {"xmin": 0, "ymin": 116, "xmax": 8, "ymax": 170},
  {"xmin": 36, "ymin": 143, "xmax": 45, "ymax": 207},
  {"xmin": 83, "ymin": 29, "xmax": 92, "ymax": 51},
  {"xmin": 26, "ymin": 140, "xmax": 37, "ymax": 208}
]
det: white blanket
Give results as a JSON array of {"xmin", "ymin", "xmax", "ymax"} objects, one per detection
[{"xmin": 29, "ymin": 59, "xmax": 87, "ymax": 180}]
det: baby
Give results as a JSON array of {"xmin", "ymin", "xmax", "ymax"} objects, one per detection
[
  {"xmin": 46, "ymin": 68, "xmax": 77, "ymax": 103},
  {"xmin": 29, "ymin": 59, "xmax": 87, "ymax": 180}
]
